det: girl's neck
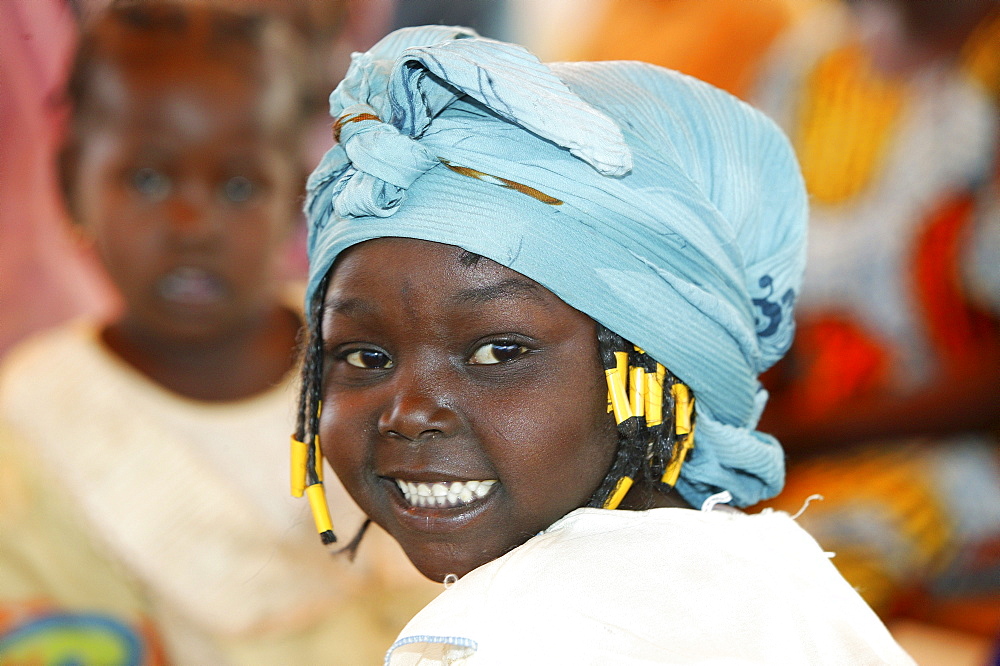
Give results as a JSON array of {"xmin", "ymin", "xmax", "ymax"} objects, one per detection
[
  {"xmin": 619, "ymin": 484, "xmax": 693, "ymax": 511},
  {"xmin": 102, "ymin": 305, "xmax": 301, "ymax": 402}
]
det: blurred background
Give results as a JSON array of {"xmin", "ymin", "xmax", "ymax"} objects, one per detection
[{"xmin": 2, "ymin": 0, "xmax": 997, "ymax": 664}]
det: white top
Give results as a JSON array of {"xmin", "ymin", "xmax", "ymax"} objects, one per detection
[{"xmin": 387, "ymin": 503, "xmax": 916, "ymax": 665}]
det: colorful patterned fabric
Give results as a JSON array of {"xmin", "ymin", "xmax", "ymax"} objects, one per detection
[
  {"xmin": 567, "ymin": 0, "xmax": 798, "ymax": 98},
  {"xmin": 305, "ymin": 25, "xmax": 809, "ymax": 508},
  {"xmin": 751, "ymin": 2, "xmax": 1000, "ymax": 623}
]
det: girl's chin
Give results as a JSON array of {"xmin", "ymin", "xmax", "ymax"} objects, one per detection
[
  {"xmin": 411, "ymin": 554, "xmax": 477, "ymax": 583},
  {"xmin": 400, "ymin": 541, "xmax": 491, "ymax": 583}
]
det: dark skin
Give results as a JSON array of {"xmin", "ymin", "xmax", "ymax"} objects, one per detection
[
  {"xmin": 319, "ymin": 238, "xmax": 682, "ymax": 581},
  {"xmin": 65, "ymin": 32, "xmax": 302, "ymax": 402}
]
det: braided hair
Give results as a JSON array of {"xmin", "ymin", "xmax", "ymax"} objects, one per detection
[{"xmin": 588, "ymin": 325, "xmax": 690, "ymax": 509}]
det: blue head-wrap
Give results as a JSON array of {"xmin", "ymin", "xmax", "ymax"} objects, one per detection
[{"xmin": 305, "ymin": 26, "xmax": 807, "ymax": 508}]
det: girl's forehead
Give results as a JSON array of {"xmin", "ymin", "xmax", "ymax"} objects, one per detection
[
  {"xmin": 333, "ymin": 238, "xmax": 517, "ymax": 285},
  {"xmin": 326, "ymin": 238, "xmax": 563, "ymax": 311}
]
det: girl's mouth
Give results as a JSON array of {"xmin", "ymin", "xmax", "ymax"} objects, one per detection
[{"xmin": 394, "ymin": 479, "xmax": 497, "ymax": 509}]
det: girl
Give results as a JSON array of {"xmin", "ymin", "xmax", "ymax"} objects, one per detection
[{"xmin": 294, "ymin": 25, "xmax": 916, "ymax": 664}]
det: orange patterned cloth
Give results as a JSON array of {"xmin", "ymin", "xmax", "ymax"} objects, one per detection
[
  {"xmin": 751, "ymin": 2, "xmax": 1000, "ymax": 630},
  {"xmin": 569, "ymin": 0, "xmax": 799, "ymax": 98}
]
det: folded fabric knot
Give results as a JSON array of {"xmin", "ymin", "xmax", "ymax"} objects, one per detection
[
  {"xmin": 329, "ymin": 103, "xmax": 440, "ymax": 218},
  {"xmin": 307, "ymin": 25, "xmax": 633, "ymax": 224},
  {"xmin": 332, "ymin": 108, "xmax": 381, "ymax": 143}
]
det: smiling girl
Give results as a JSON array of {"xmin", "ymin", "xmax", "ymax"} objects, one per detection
[{"xmin": 295, "ymin": 25, "xmax": 916, "ymax": 665}]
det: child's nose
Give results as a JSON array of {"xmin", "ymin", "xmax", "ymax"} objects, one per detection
[
  {"xmin": 377, "ymin": 375, "xmax": 461, "ymax": 444},
  {"xmin": 165, "ymin": 187, "xmax": 221, "ymax": 244}
]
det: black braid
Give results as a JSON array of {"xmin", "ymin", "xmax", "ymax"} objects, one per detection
[
  {"xmin": 300, "ymin": 271, "xmax": 330, "ymax": 488},
  {"xmin": 588, "ymin": 324, "xmax": 692, "ymax": 508},
  {"xmin": 589, "ymin": 327, "xmax": 643, "ymax": 506},
  {"xmin": 298, "ymin": 270, "xmax": 381, "ymax": 554}
]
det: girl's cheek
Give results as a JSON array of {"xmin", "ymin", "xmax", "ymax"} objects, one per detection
[{"xmin": 320, "ymin": 396, "xmax": 374, "ymax": 464}]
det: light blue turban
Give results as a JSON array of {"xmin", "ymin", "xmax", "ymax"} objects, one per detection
[{"xmin": 305, "ymin": 26, "xmax": 807, "ymax": 508}]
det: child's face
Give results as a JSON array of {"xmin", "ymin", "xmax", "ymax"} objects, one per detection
[
  {"xmin": 69, "ymin": 53, "xmax": 299, "ymax": 343},
  {"xmin": 321, "ymin": 238, "xmax": 619, "ymax": 581}
]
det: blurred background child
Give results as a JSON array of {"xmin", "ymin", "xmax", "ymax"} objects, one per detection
[{"xmin": 0, "ymin": 2, "xmax": 436, "ymax": 664}]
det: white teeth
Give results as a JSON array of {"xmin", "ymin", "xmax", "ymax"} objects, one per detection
[{"xmin": 395, "ymin": 479, "xmax": 498, "ymax": 508}]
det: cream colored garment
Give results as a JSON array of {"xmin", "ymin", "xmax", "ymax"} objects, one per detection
[
  {"xmin": 387, "ymin": 504, "xmax": 916, "ymax": 665},
  {"xmin": 0, "ymin": 320, "xmax": 438, "ymax": 664}
]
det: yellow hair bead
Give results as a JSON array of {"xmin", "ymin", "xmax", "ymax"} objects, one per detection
[
  {"xmin": 661, "ymin": 383, "xmax": 696, "ymax": 486},
  {"xmin": 661, "ymin": 427, "xmax": 695, "ymax": 486},
  {"xmin": 660, "ymin": 437, "xmax": 692, "ymax": 487},
  {"xmin": 603, "ymin": 475, "xmax": 634, "ymax": 510},
  {"xmin": 306, "ymin": 482, "xmax": 336, "ymax": 544},
  {"xmin": 614, "ymin": 351, "xmax": 629, "ymax": 373},
  {"xmin": 605, "ymin": 351, "xmax": 632, "ymax": 424},
  {"xmin": 645, "ymin": 364, "xmax": 665, "ymax": 427},
  {"xmin": 290, "ymin": 435, "xmax": 308, "ymax": 497},
  {"xmin": 629, "ymin": 365, "xmax": 646, "ymax": 419},
  {"xmin": 672, "ymin": 383, "xmax": 693, "ymax": 435}
]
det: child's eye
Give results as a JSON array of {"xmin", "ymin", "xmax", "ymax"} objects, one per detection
[
  {"xmin": 344, "ymin": 349, "xmax": 394, "ymax": 369},
  {"xmin": 130, "ymin": 167, "xmax": 171, "ymax": 202},
  {"xmin": 222, "ymin": 175, "xmax": 255, "ymax": 203},
  {"xmin": 469, "ymin": 341, "xmax": 529, "ymax": 365}
]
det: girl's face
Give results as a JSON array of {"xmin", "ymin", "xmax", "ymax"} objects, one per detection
[
  {"xmin": 68, "ymin": 52, "xmax": 300, "ymax": 345},
  {"xmin": 321, "ymin": 238, "xmax": 619, "ymax": 581}
]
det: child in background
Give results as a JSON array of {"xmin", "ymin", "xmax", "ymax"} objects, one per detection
[
  {"xmin": 0, "ymin": 4, "xmax": 436, "ymax": 664},
  {"xmin": 293, "ymin": 26, "xmax": 916, "ymax": 664}
]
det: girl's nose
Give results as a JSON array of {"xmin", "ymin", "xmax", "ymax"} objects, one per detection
[{"xmin": 377, "ymin": 377, "xmax": 461, "ymax": 443}]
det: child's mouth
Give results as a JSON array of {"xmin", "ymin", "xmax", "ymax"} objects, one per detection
[
  {"xmin": 394, "ymin": 479, "xmax": 497, "ymax": 509},
  {"xmin": 158, "ymin": 266, "xmax": 226, "ymax": 305}
]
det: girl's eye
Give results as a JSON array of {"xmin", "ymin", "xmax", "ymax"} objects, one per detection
[
  {"xmin": 469, "ymin": 341, "xmax": 528, "ymax": 365},
  {"xmin": 130, "ymin": 167, "xmax": 171, "ymax": 202},
  {"xmin": 222, "ymin": 175, "xmax": 255, "ymax": 203},
  {"xmin": 344, "ymin": 349, "xmax": 394, "ymax": 369}
]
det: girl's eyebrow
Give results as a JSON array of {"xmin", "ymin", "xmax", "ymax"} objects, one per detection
[
  {"xmin": 322, "ymin": 296, "xmax": 374, "ymax": 318},
  {"xmin": 453, "ymin": 277, "xmax": 546, "ymax": 306}
]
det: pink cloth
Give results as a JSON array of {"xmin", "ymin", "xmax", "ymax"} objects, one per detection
[{"xmin": 0, "ymin": 0, "xmax": 115, "ymax": 358}]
